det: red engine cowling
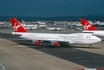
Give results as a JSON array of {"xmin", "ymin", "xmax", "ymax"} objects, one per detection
[
  {"xmin": 54, "ymin": 42, "xmax": 59, "ymax": 47},
  {"xmin": 34, "ymin": 41, "xmax": 40, "ymax": 46}
]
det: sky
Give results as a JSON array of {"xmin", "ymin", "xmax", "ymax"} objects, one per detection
[{"xmin": 0, "ymin": 0, "xmax": 104, "ymax": 17}]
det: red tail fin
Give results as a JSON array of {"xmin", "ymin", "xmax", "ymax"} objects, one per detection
[
  {"xmin": 80, "ymin": 19, "xmax": 97, "ymax": 30},
  {"xmin": 10, "ymin": 18, "xmax": 27, "ymax": 32}
]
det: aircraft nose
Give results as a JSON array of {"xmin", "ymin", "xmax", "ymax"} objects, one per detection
[
  {"xmin": 98, "ymin": 38, "xmax": 101, "ymax": 42},
  {"xmin": 95, "ymin": 36, "xmax": 101, "ymax": 42}
]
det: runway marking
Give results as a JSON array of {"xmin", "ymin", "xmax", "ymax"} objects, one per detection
[{"xmin": 0, "ymin": 64, "xmax": 5, "ymax": 70}]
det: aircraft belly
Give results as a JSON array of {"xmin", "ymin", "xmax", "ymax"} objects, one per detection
[{"xmin": 72, "ymin": 39, "xmax": 85, "ymax": 44}]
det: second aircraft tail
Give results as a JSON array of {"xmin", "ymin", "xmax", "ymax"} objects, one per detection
[{"xmin": 80, "ymin": 19, "xmax": 97, "ymax": 31}]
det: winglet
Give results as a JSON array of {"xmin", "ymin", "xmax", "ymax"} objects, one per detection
[
  {"xmin": 10, "ymin": 18, "xmax": 27, "ymax": 32},
  {"xmin": 80, "ymin": 19, "xmax": 97, "ymax": 30}
]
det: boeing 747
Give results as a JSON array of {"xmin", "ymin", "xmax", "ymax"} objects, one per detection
[{"xmin": 10, "ymin": 18, "xmax": 101, "ymax": 48}]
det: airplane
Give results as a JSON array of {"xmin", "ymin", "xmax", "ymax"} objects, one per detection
[
  {"xmin": 80, "ymin": 19, "xmax": 104, "ymax": 37},
  {"xmin": 46, "ymin": 23, "xmax": 63, "ymax": 31},
  {"xmin": 10, "ymin": 18, "xmax": 101, "ymax": 48},
  {"xmin": 21, "ymin": 24, "xmax": 37, "ymax": 30}
]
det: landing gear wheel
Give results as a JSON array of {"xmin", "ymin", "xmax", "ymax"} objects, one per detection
[{"xmin": 89, "ymin": 44, "xmax": 92, "ymax": 48}]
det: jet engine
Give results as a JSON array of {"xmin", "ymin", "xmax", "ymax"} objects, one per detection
[
  {"xmin": 54, "ymin": 42, "xmax": 60, "ymax": 47},
  {"xmin": 34, "ymin": 40, "xmax": 40, "ymax": 46}
]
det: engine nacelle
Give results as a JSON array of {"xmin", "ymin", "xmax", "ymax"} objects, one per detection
[
  {"xmin": 54, "ymin": 42, "xmax": 60, "ymax": 47},
  {"xmin": 34, "ymin": 40, "xmax": 40, "ymax": 46}
]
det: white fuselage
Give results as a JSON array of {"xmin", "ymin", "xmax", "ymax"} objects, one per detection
[
  {"xmin": 83, "ymin": 30, "xmax": 104, "ymax": 37},
  {"xmin": 47, "ymin": 28, "xmax": 63, "ymax": 31},
  {"xmin": 12, "ymin": 32, "xmax": 101, "ymax": 45},
  {"xmin": 47, "ymin": 28, "xmax": 56, "ymax": 31},
  {"xmin": 22, "ymin": 24, "xmax": 38, "ymax": 30}
]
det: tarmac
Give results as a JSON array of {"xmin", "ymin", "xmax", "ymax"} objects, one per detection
[{"xmin": 0, "ymin": 29, "xmax": 104, "ymax": 70}]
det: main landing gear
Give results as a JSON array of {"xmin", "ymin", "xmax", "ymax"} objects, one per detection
[{"xmin": 89, "ymin": 44, "xmax": 92, "ymax": 48}]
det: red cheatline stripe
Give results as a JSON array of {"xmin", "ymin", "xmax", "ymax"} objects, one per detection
[
  {"xmin": 97, "ymin": 68, "xmax": 104, "ymax": 70},
  {"xmin": 85, "ymin": 68, "xmax": 96, "ymax": 70},
  {"xmin": 73, "ymin": 68, "xmax": 84, "ymax": 70},
  {"xmin": 73, "ymin": 68, "xmax": 96, "ymax": 70},
  {"xmin": 73, "ymin": 68, "xmax": 104, "ymax": 70}
]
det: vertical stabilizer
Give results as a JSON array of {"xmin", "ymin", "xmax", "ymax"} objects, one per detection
[
  {"xmin": 10, "ymin": 18, "xmax": 27, "ymax": 32},
  {"xmin": 80, "ymin": 19, "xmax": 97, "ymax": 30}
]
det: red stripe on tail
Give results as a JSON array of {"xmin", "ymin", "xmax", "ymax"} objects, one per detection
[
  {"xmin": 80, "ymin": 19, "xmax": 97, "ymax": 31},
  {"xmin": 10, "ymin": 18, "xmax": 27, "ymax": 32}
]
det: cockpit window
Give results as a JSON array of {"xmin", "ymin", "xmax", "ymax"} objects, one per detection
[{"xmin": 91, "ymin": 34, "xmax": 94, "ymax": 36}]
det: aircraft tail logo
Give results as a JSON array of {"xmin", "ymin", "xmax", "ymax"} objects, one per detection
[
  {"xmin": 80, "ymin": 19, "xmax": 97, "ymax": 30},
  {"xmin": 10, "ymin": 18, "xmax": 27, "ymax": 32}
]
